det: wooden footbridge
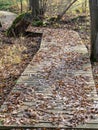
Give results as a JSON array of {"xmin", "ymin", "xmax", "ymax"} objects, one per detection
[{"xmin": 0, "ymin": 28, "xmax": 98, "ymax": 129}]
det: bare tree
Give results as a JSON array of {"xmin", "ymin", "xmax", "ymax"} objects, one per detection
[
  {"xmin": 29, "ymin": 0, "xmax": 40, "ymax": 18},
  {"xmin": 20, "ymin": 0, "xmax": 23, "ymax": 13}
]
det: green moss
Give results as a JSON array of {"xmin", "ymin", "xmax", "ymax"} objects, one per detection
[{"xmin": 32, "ymin": 20, "xmax": 43, "ymax": 27}]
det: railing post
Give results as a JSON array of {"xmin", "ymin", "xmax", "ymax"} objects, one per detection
[{"xmin": 89, "ymin": 0, "xmax": 98, "ymax": 61}]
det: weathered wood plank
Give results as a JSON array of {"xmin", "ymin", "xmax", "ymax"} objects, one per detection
[
  {"xmin": 0, "ymin": 28, "xmax": 98, "ymax": 129},
  {"xmin": 77, "ymin": 124, "xmax": 98, "ymax": 129}
]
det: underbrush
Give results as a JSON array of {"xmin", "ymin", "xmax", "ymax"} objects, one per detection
[
  {"xmin": 0, "ymin": 0, "xmax": 14, "ymax": 11},
  {"xmin": 0, "ymin": 0, "xmax": 28, "ymax": 13}
]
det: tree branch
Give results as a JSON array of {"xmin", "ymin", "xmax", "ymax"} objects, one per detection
[{"xmin": 57, "ymin": 0, "xmax": 78, "ymax": 19}]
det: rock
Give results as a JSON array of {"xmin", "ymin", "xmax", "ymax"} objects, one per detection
[
  {"xmin": 6, "ymin": 12, "xmax": 32, "ymax": 37},
  {"xmin": 0, "ymin": 11, "xmax": 17, "ymax": 29}
]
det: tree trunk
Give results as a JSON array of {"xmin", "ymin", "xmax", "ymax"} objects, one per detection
[
  {"xmin": 20, "ymin": 0, "xmax": 23, "ymax": 13},
  {"xmin": 89, "ymin": 0, "xmax": 98, "ymax": 62},
  {"xmin": 29, "ymin": 0, "xmax": 40, "ymax": 18}
]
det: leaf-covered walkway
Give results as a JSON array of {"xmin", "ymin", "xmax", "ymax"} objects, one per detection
[{"xmin": 0, "ymin": 28, "xmax": 98, "ymax": 129}]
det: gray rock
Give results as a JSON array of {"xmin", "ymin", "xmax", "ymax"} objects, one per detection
[{"xmin": 0, "ymin": 11, "xmax": 17, "ymax": 29}]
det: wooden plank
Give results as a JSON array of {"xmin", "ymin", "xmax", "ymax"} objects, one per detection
[
  {"xmin": 86, "ymin": 119, "xmax": 98, "ymax": 124},
  {"xmin": 0, "ymin": 125, "xmax": 68, "ymax": 129},
  {"xmin": 77, "ymin": 124, "xmax": 98, "ymax": 129},
  {"xmin": 0, "ymin": 125, "xmax": 98, "ymax": 130}
]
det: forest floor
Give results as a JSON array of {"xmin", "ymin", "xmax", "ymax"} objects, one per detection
[
  {"xmin": 0, "ymin": 27, "xmax": 97, "ymax": 128},
  {"xmin": 0, "ymin": 12, "xmax": 98, "ymax": 108},
  {"xmin": 0, "ymin": 30, "xmax": 42, "ymax": 105}
]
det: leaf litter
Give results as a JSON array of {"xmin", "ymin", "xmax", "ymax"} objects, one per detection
[
  {"xmin": 0, "ymin": 27, "xmax": 98, "ymax": 128},
  {"xmin": 0, "ymin": 30, "xmax": 42, "ymax": 106}
]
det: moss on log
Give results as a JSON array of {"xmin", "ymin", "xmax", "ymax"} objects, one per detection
[{"xmin": 6, "ymin": 12, "xmax": 32, "ymax": 37}]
